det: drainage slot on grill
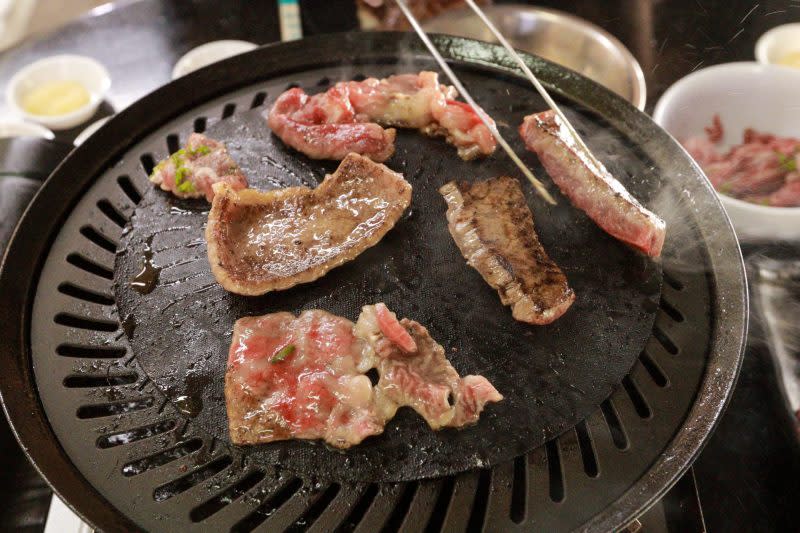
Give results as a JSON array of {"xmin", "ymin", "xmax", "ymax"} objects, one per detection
[
  {"xmin": 57, "ymin": 282, "xmax": 115, "ymax": 306},
  {"xmin": 465, "ymin": 470, "xmax": 491, "ymax": 532},
  {"xmin": 117, "ymin": 175, "xmax": 143, "ymax": 204},
  {"xmin": 80, "ymin": 225, "xmax": 118, "ymax": 253},
  {"xmin": 510, "ymin": 455, "xmax": 527, "ymax": 523},
  {"xmin": 575, "ymin": 420, "xmax": 599, "ymax": 478},
  {"xmin": 190, "ymin": 470, "xmax": 266, "ymax": 522},
  {"xmin": 382, "ymin": 482, "xmax": 419, "ymax": 532},
  {"xmin": 640, "ymin": 351, "xmax": 669, "ymax": 387},
  {"xmin": 77, "ymin": 397, "xmax": 154, "ymax": 419},
  {"xmin": 139, "ymin": 153, "xmax": 157, "ymax": 176},
  {"xmin": 653, "ymin": 325, "xmax": 679, "ymax": 355},
  {"xmin": 64, "ymin": 372, "xmax": 138, "ymax": 388},
  {"xmin": 659, "ymin": 298, "xmax": 685, "ymax": 323},
  {"xmin": 165, "ymin": 134, "xmax": 180, "ymax": 154},
  {"xmin": 193, "ymin": 117, "xmax": 207, "ymax": 133},
  {"xmin": 250, "ymin": 91, "xmax": 267, "ymax": 108},
  {"xmin": 339, "ymin": 483, "xmax": 379, "ymax": 532},
  {"xmin": 662, "ymin": 270, "xmax": 684, "ymax": 291},
  {"xmin": 232, "ymin": 477, "xmax": 303, "ymax": 533},
  {"xmin": 57, "ymin": 343, "xmax": 126, "ymax": 358},
  {"xmin": 546, "ymin": 441, "xmax": 565, "ymax": 502},
  {"xmin": 286, "ymin": 82, "xmax": 301, "ymax": 89},
  {"xmin": 153, "ymin": 455, "xmax": 233, "ymax": 502},
  {"xmin": 97, "ymin": 420, "xmax": 177, "ymax": 449},
  {"xmin": 97, "ymin": 199, "xmax": 128, "ymax": 228},
  {"xmin": 286, "ymin": 483, "xmax": 341, "ymax": 532},
  {"xmin": 66, "ymin": 253, "xmax": 114, "ymax": 280},
  {"xmin": 122, "ymin": 438, "xmax": 203, "ymax": 476},
  {"xmin": 424, "ymin": 477, "xmax": 456, "ymax": 533},
  {"xmin": 352, "ymin": 73, "xmax": 367, "ymax": 81},
  {"xmin": 222, "ymin": 103, "xmax": 237, "ymax": 118},
  {"xmin": 366, "ymin": 368, "xmax": 380, "ymax": 386},
  {"xmin": 54, "ymin": 313, "xmax": 118, "ymax": 332},
  {"xmin": 600, "ymin": 400, "xmax": 629, "ymax": 450},
  {"xmin": 316, "ymin": 76, "xmax": 331, "ymax": 87},
  {"xmin": 622, "ymin": 376, "xmax": 652, "ymax": 419}
]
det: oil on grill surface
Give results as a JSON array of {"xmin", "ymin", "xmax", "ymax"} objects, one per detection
[
  {"xmin": 115, "ymin": 67, "xmax": 662, "ymax": 482},
  {"xmin": 28, "ymin": 65, "xmax": 709, "ymax": 531}
]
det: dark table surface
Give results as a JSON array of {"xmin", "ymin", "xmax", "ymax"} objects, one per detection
[{"xmin": 1, "ymin": 0, "xmax": 799, "ymax": 531}]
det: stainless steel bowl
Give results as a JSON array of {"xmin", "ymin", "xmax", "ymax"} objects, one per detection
[{"xmin": 423, "ymin": 4, "xmax": 647, "ymax": 110}]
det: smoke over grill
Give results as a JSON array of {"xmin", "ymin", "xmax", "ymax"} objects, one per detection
[{"xmin": 0, "ymin": 34, "xmax": 746, "ymax": 532}]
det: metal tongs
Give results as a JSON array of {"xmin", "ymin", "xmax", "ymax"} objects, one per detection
[{"xmin": 395, "ymin": 0, "xmax": 605, "ymax": 206}]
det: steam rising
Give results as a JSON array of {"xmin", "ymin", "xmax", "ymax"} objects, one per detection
[{"xmin": 753, "ymin": 259, "xmax": 800, "ymax": 414}]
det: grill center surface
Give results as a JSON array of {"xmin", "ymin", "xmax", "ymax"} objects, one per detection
[
  {"xmin": 114, "ymin": 73, "xmax": 661, "ymax": 483},
  {"xmin": 12, "ymin": 35, "xmax": 744, "ymax": 532}
]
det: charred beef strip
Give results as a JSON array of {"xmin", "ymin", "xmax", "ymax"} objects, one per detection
[{"xmin": 440, "ymin": 176, "xmax": 575, "ymax": 325}]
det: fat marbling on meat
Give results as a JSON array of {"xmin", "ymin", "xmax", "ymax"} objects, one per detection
[
  {"xmin": 267, "ymin": 87, "xmax": 397, "ymax": 162},
  {"xmin": 225, "ymin": 304, "xmax": 502, "ymax": 448},
  {"xmin": 149, "ymin": 133, "xmax": 248, "ymax": 201},
  {"xmin": 226, "ymin": 310, "xmax": 384, "ymax": 448},
  {"xmin": 440, "ymin": 177, "xmax": 575, "ymax": 325},
  {"xmin": 206, "ymin": 153, "xmax": 412, "ymax": 296},
  {"xmin": 355, "ymin": 304, "xmax": 503, "ymax": 429},
  {"xmin": 519, "ymin": 110, "xmax": 666, "ymax": 257},
  {"xmin": 267, "ymin": 72, "xmax": 496, "ymax": 162}
]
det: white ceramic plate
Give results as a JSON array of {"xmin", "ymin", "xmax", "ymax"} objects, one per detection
[
  {"xmin": 73, "ymin": 116, "xmax": 111, "ymax": 147},
  {"xmin": 653, "ymin": 62, "xmax": 800, "ymax": 242},
  {"xmin": 172, "ymin": 40, "xmax": 258, "ymax": 79},
  {"xmin": 0, "ymin": 120, "xmax": 54, "ymax": 140}
]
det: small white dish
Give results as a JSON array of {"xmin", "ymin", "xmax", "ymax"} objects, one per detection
[
  {"xmin": 5, "ymin": 54, "xmax": 111, "ymax": 131},
  {"xmin": 653, "ymin": 62, "xmax": 800, "ymax": 242},
  {"xmin": 0, "ymin": 120, "xmax": 54, "ymax": 140},
  {"xmin": 73, "ymin": 116, "xmax": 110, "ymax": 146},
  {"xmin": 172, "ymin": 40, "xmax": 258, "ymax": 79},
  {"xmin": 755, "ymin": 23, "xmax": 800, "ymax": 68}
]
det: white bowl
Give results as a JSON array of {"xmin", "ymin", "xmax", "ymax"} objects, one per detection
[
  {"xmin": 653, "ymin": 62, "xmax": 800, "ymax": 242},
  {"xmin": 5, "ymin": 54, "xmax": 111, "ymax": 131},
  {"xmin": 172, "ymin": 40, "xmax": 258, "ymax": 79},
  {"xmin": 0, "ymin": 120, "xmax": 54, "ymax": 140},
  {"xmin": 755, "ymin": 23, "xmax": 800, "ymax": 67}
]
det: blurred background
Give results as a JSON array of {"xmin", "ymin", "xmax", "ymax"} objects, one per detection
[{"xmin": 0, "ymin": 1, "xmax": 798, "ymax": 532}]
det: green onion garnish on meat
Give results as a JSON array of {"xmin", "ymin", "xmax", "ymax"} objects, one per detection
[
  {"xmin": 776, "ymin": 151, "xmax": 797, "ymax": 172},
  {"xmin": 271, "ymin": 344, "xmax": 296, "ymax": 363},
  {"xmin": 174, "ymin": 166, "xmax": 195, "ymax": 193}
]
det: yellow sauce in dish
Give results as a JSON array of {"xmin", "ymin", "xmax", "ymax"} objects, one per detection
[
  {"xmin": 777, "ymin": 50, "xmax": 800, "ymax": 69},
  {"xmin": 21, "ymin": 80, "xmax": 90, "ymax": 116}
]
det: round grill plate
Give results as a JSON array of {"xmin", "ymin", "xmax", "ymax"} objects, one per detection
[{"xmin": 0, "ymin": 33, "xmax": 747, "ymax": 533}]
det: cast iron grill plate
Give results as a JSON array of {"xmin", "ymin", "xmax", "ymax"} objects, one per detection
[
  {"xmin": 0, "ymin": 33, "xmax": 746, "ymax": 532},
  {"xmin": 112, "ymin": 71, "xmax": 662, "ymax": 481}
]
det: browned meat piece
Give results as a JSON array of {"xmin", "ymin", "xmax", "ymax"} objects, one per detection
[
  {"xmin": 354, "ymin": 303, "xmax": 503, "ymax": 429},
  {"xmin": 225, "ymin": 310, "xmax": 385, "ymax": 448},
  {"xmin": 206, "ymin": 153, "xmax": 412, "ymax": 296},
  {"xmin": 519, "ymin": 110, "xmax": 666, "ymax": 258},
  {"xmin": 440, "ymin": 176, "xmax": 575, "ymax": 325}
]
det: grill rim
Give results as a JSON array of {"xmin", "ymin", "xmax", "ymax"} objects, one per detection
[{"xmin": 0, "ymin": 32, "xmax": 747, "ymax": 532}]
